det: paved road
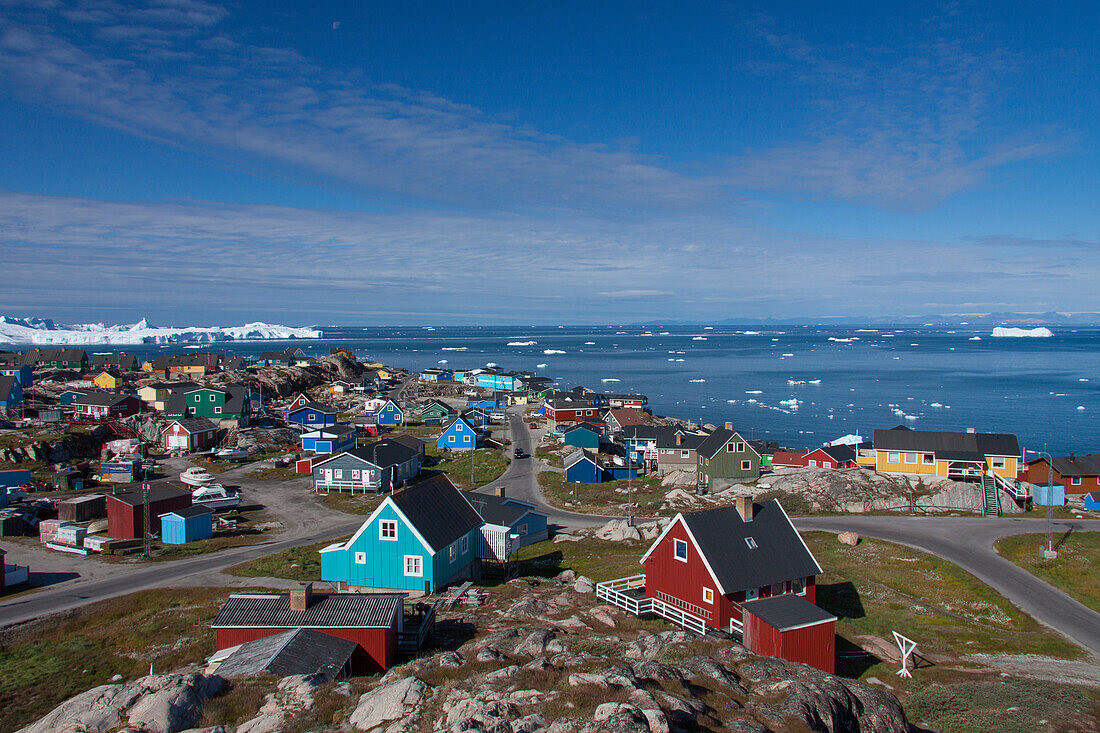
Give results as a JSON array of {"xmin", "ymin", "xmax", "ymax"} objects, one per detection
[
  {"xmin": 796, "ymin": 515, "xmax": 1100, "ymax": 656},
  {"xmin": 473, "ymin": 408, "xmax": 604, "ymax": 530}
]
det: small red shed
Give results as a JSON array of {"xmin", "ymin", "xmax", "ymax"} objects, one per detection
[
  {"xmin": 742, "ymin": 594, "xmax": 836, "ymax": 673},
  {"xmin": 801, "ymin": 444, "xmax": 858, "ymax": 469},
  {"xmin": 210, "ymin": 585, "xmax": 402, "ymax": 675},
  {"xmin": 160, "ymin": 418, "xmax": 218, "ymax": 452},
  {"xmin": 106, "ymin": 486, "xmax": 192, "ymax": 540}
]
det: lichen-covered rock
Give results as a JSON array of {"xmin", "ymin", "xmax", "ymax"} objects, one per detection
[{"xmin": 349, "ymin": 677, "xmax": 430, "ymax": 731}]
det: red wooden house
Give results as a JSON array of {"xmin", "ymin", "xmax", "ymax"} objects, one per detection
[
  {"xmin": 599, "ymin": 498, "xmax": 836, "ymax": 673},
  {"xmin": 106, "ymin": 486, "xmax": 192, "ymax": 540},
  {"xmin": 72, "ymin": 393, "xmax": 142, "ymax": 421},
  {"xmin": 770, "ymin": 451, "xmax": 805, "ymax": 468},
  {"xmin": 544, "ymin": 398, "xmax": 601, "ymax": 426},
  {"xmin": 801, "ymin": 444, "xmax": 858, "ymax": 469},
  {"xmin": 287, "ymin": 393, "xmax": 312, "ymax": 411},
  {"xmin": 1026, "ymin": 454, "xmax": 1100, "ymax": 497},
  {"xmin": 210, "ymin": 584, "xmax": 402, "ymax": 675}
]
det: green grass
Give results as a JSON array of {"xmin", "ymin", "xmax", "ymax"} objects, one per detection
[
  {"xmin": 317, "ymin": 491, "xmax": 386, "ymax": 515},
  {"xmin": 513, "ymin": 536, "xmax": 645, "ymax": 583},
  {"xmin": 538, "ymin": 470, "xmax": 667, "ymax": 516},
  {"xmin": 905, "ymin": 677, "xmax": 1100, "ymax": 733},
  {"xmin": 0, "ymin": 588, "xmax": 230, "ymax": 731},
  {"xmin": 426, "ymin": 446, "xmax": 508, "ymax": 490},
  {"xmin": 995, "ymin": 531, "xmax": 1100, "ymax": 614},
  {"xmin": 226, "ymin": 539, "xmax": 338, "ymax": 581},
  {"xmin": 803, "ymin": 531, "xmax": 1083, "ymax": 687}
]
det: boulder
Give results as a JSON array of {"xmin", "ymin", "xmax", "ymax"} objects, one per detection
[
  {"xmin": 505, "ymin": 597, "xmax": 551, "ymax": 617},
  {"xmin": 126, "ymin": 674, "xmax": 225, "ymax": 733},
  {"xmin": 623, "ymin": 630, "xmax": 692, "ymax": 660},
  {"xmin": 349, "ymin": 677, "xmax": 431, "ymax": 731},
  {"xmin": 438, "ymin": 651, "xmax": 464, "ymax": 668},
  {"xmin": 573, "ymin": 576, "xmax": 595, "ymax": 594},
  {"xmin": 16, "ymin": 682, "xmax": 147, "ymax": 733},
  {"xmin": 555, "ymin": 569, "xmax": 577, "ymax": 584},
  {"xmin": 838, "ymin": 531, "xmax": 860, "ymax": 546},
  {"xmin": 589, "ymin": 607, "xmax": 617, "ymax": 627},
  {"xmin": 592, "ymin": 703, "xmax": 652, "ymax": 733}
]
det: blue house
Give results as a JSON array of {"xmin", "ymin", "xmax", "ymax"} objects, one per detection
[
  {"xmin": 288, "ymin": 401, "xmax": 339, "ymax": 429},
  {"xmin": 320, "ymin": 475, "xmax": 484, "ymax": 594},
  {"xmin": 565, "ymin": 449, "xmax": 603, "ymax": 483},
  {"xmin": 0, "ymin": 376, "xmax": 23, "ymax": 409},
  {"xmin": 59, "ymin": 388, "xmax": 90, "ymax": 406},
  {"xmin": 466, "ymin": 491, "xmax": 550, "ymax": 553},
  {"xmin": 474, "ymin": 371, "xmax": 521, "ymax": 391},
  {"xmin": 419, "ymin": 369, "xmax": 452, "ymax": 382},
  {"xmin": 374, "ymin": 399, "xmax": 404, "ymax": 426},
  {"xmin": 159, "ymin": 506, "xmax": 214, "ymax": 545},
  {"xmin": 437, "ymin": 416, "xmax": 478, "ymax": 451},
  {"xmin": 312, "ymin": 440, "xmax": 423, "ymax": 493},
  {"xmin": 301, "ymin": 424, "xmax": 357, "ymax": 454},
  {"xmin": 461, "ymin": 408, "xmax": 491, "ymax": 428},
  {"xmin": 1084, "ymin": 492, "xmax": 1100, "ymax": 511},
  {"xmin": 0, "ymin": 365, "xmax": 32, "ymax": 387},
  {"xmin": 603, "ymin": 460, "xmax": 640, "ymax": 481},
  {"xmin": 563, "ymin": 422, "xmax": 602, "ymax": 450}
]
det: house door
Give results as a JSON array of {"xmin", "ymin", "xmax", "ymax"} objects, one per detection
[
  {"xmin": 167, "ymin": 434, "xmax": 189, "ymax": 450},
  {"xmin": 323, "ymin": 469, "xmax": 332, "ymax": 484}
]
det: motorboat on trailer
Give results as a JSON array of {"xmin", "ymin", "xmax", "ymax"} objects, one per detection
[
  {"xmin": 215, "ymin": 448, "xmax": 250, "ymax": 461},
  {"xmin": 190, "ymin": 483, "xmax": 241, "ymax": 511},
  {"xmin": 180, "ymin": 467, "xmax": 216, "ymax": 486}
]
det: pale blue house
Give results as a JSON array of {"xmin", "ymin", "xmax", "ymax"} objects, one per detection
[
  {"xmin": 437, "ymin": 416, "xmax": 478, "ymax": 451},
  {"xmin": 320, "ymin": 475, "xmax": 484, "ymax": 594},
  {"xmin": 301, "ymin": 425, "xmax": 357, "ymax": 454}
]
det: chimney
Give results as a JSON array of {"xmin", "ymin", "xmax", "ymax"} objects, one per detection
[
  {"xmin": 495, "ymin": 486, "xmax": 506, "ymax": 498},
  {"xmin": 725, "ymin": 422, "xmax": 733, "ymax": 431},
  {"xmin": 736, "ymin": 496, "xmax": 754, "ymax": 522},
  {"xmin": 675, "ymin": 434, "xmax": 682, "ymax": 446},
  {"xmin": 290, "ymin": 582, "xmax": 313, "ymax": 610}
]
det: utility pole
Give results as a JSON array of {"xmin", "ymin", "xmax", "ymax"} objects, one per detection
[
  {"xmin": 1043, "ymin": 447, "xmax": 1056, "ymax": 559},
  {"xmin": 142, "ymin": 481, "xmax": 151, "ymax": 558},
  {"xmin": 627, "ymin": 467, "xmax": 634, "ymax": 527}
]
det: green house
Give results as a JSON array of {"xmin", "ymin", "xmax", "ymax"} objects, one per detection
[
  {"xmin": 419, "ymin": 400, "xmax": 456, "ymax": 427},
  {"xmin": 696, "ymin": 424, "xmax": 761, "ymax": 491},
  {"xmin": 166, "ymin": 384, "xmax": 250, "ymax": 424}
]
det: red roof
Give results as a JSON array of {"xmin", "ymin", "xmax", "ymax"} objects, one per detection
[
  {"xmin": 607, "ymin": 408, "xmax": 645, "ymax": 427},
  {"xmin": 771, "ymin": 451, "xmax": 805, "ymax": 466}
]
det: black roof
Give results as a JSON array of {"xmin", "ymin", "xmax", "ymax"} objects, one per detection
[
  {"xmin": 656, "ymin": 432, "xmax": 708, "ymax": 450},
  {"xmin": 160, "ymin": 505, "xmax": 213, "ymax": 519},
  {"xmin": 290, "ymin": 401, "xmax": 338, "ymax": 415},
  {"xmin": 1031, "ymin": 453, "xmax": 1100, "ymax": 477},
  {"xmin": 813, "ymin": 444, "xmax": 857, "ymax": 463},
  {"xmin": 873, "ymin": 429, "xmax": 1020, "ymax": 459},
  {"xmin": 389, "ymin": 434, "xmax": 426, "ymax": 452},
  {"xmin": 74, "ymin": 392, "xmax": 134, "ymax": 407},
  {"xmin": 0, "ymin": 375, "xmax": 15, "ymax": 397},
  {"xmin": 212, "ymin": 592, "xmax": 401, "ymax": 629},
  {"xmin": 564, "ymin": 422, "xmax": 602, "ymax": 434},
  {"xmin": 742, "ymin": 593, "xmax": 836, "ymax": 631},
  {"xmin": 391, "ymin": 475, "xmax": 483, "ymax": 553},
  {"xmin": 304, "ymin": 424, "xmax": 357, "ymax": 437},
  {"xmin": 696, "ymin": 428, "xmax": 738, "ymax": 459},
  {"xmin": 214, "ymin": 628, "xmax": 358, "ymax": 681},
  {"xmin": 676, "ymin": 501, "xmax": 821, "ymax": 594},
  {"xmin": 347, "ymin": 439, "xmax": 419, "ymax": 468},
  {"xmin": 621, "ymin": 425, "xmax": 686, "ymax": 441},
  {"xmin": 465, "ymin": 494, "xmax": 541, "ymax": 527},
  {"xmin": 162, "ymin": 417, "xmax": 218, "ymax": 434},
  {"xmin": 107, "ymin": 486, "xmax": 191, "ymax": 507}
]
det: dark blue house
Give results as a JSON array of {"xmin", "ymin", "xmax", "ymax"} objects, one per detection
[
  {"xmin": 437, "ymin": 416, "xmax": 478, "ymax": 452},
  {"xmin": 564, "ymin": 449, "xmax": 603, "ymax": 483},
  {"xmin": 0, "ymin": 376, "xmax": 23, "ymax": 409},
  {"xmin": 374, "ymin": 399, "xmax": 404, "ymax": 426},
  {"xmin": 0, "ymin": 365, "xmax": 32, "ymax": 387},
  {"xmin": 288, "ymin": 401, "xmax": 339, "ymax": 429},
  {"xmin": 59, "ymin": 388, "xmax": 90, "ymax": 406}
]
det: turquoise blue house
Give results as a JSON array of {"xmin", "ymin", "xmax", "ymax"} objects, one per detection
[
  {"xmin": 563, "ymin": 422, "xmax": 601, "ymax": 450},
  {"xmin": 374, "ymin": 399, "xmax": 404, "ymax": 426},
  {"xmin": 437, "ymin": 416, "xmax": 478, "ymax": 451},
  {"xmin": 159, "ymin": 506, "xmax": 214, "ymax": 544},
  {"xmin": 301, "ymin": 425, "xmax": 357, "ymax": 454},
  {"xmin": 320, "ymin": 475, "xmax": 484, "ymax": 594}
]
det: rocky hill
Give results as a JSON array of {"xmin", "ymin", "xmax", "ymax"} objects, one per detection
[{"xmin": 17, "ymin": 572, "xmax": 909, "ymax": 733}]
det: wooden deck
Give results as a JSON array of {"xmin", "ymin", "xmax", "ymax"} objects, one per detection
[{"xmin": 595, "ymin": 574, "xmax": 730, "ymax": 637}]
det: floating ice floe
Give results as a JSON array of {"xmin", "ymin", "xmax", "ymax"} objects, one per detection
[
  {"xmin": 1080, "ymin": 378, "xmax": 1089, "ymax": 382},
  {"xmin": 969, "ymin": 336, "xmax": 982, "ymax": 341},
  {"xmin": 536, "ymin": 363, "xmax": 548, "ymax": 368},
  {"xmin": 441, "ymin": 347, "xmax": 467, "ymax": 351},
  {"xmin": 856, "ymin": 329, "xmax": 878, "ymax": 333},
  {"xmin": 782, "ymin": 353, "xmax": 795, "ymax": 357},
  {"xmin": 704, "ymin": 326, "xmax": 713, "ymax": 329},
  {"xmin": 689, "ymin": 379, "xmax": 706, "ymax": 383},
  {"xmin": 746, "ymin": 390, "xmax": 763, "ymax": 394},
  {"xmin": 584, "ymin": 341, "xmax": 596, "ymax": 345},
  {"xmin": 485, "ymin": 362, "xmax": 498, "ymax": 367},
  {"xmin": 779, "ymin": 398, "xmax": 800, "ymax": 407},
  {"xmin": 788, "ymin": 379, "xmax": 806, "ymax": 386},
  {"xmin": 507, "ymin": 341, "xmax": 537, "ymax": 346},
  {"xmin": 437, "ymin": 360, "xmax": 448, "ymax": 364},
  {"xmin": 692, "ymin": 336, "xmax": 707, "ymax": 341},
  {"xmin": 1078, "ymin": 406, "xmax": 1087, "ymax": 411},
  {"xmin": 991, "ymin": 326, "xmax": 1053, "ymax": 338},
  {"xmin": 742, "ymin": 330, "xmax": 760, "ymax": 335},
  {"xmin": 543, "ymin": 349, "xmax": 566, "ymax": 354},
  {"xmin": 601, "ymin": 378, "xmax": 621, "ymax": 383},
  {"xmin": 828, "ymin": 337, "xmax": 859, "ymax": 343},
  {"xmin": 808, "ymin": 379, "xmax": 821, "ymax": 385},
  {"xmin": 930, "ymin": 402, "xmax": 943, "ymax": 408}
]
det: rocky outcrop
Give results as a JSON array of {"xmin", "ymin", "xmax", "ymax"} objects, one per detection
[
  {"xmin": 236, "ymin": 674, "xmax": 323, "ymax": 733},
  {"xmin": 0, "ymin": 425, "xmax": 109, "ymax": 465},
  {"xmin": 349, "ymin": 676, "xmax": 430, "ymax": 731},
  {"xmin": 17, "ymin": 674, "xmax": 224, "ymax": 733}
]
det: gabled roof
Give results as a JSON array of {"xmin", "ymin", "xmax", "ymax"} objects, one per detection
[
  {"xmin": 465, "ymin": 494, "xmax": 542, "ymax": 527},
  {"xmin": 107, "ymin": 486, "xmax": 190, "ymax": 506},
  {"xmin": 289, "ymin": 400, "xmax": 338, "ymax": 415},
  {"xmin": 390, "ymin": 475, "xmax": 483, "ymax": 553},
  {"xmin": 656, "ymin": 432, "xmax": 708, "ymax": 451},
  {"xmin": 621, "ymin": 425, "xmax": 687, "ymax": 441},
  {"xmin": 604, "ymin": 408, "xmax": 646, "ymax": 428},
  {"xmin": 809, "ymin": 444, "xmax": 858, "ymax": 464},
  {"xmin": 161, "ymin": 417, "xmax": 218, "ymax": 434},
  {"xmin": 213, "ymin": 628, "xmax": 358, "ymax": 681},
  {"xmin": 564, "ymin": 448, "xmax": 596, "ymax": 469},
  {"xmin": 349, "ymin": 439, "xmax": 420, "ymax": 468},
  {"xmin": 74, "ymin": 392, "xmax": 135, "ymax": 407},
  {"xmin": 389, "ymin": 434, "xmax": 425, "ymax": 452},
  {"xmin": 564, "ymin": 422, "xmax": 602, "ymax": 434},
  {"xmin": 211, "ymin": 592, "xmax": 401, "ymax": 629},
  {"xmin": 873, "ymin": 429, "xmax": 1020, "ymax": 459},
  {"xmin": 301, "ymin": 424, "xmax": 357, "ymax": 438},
  {"xmin": 443, "ymin": 415, "xmax": 476, "ymax": 432},
  {"xmin": 159, "ymin": 505, "xmax": 214, "ymax": 519},
  {"xmin": 641, "ymin": 500, "xmax": 821, "ymax": 595},
  {"xmin": 696, "ymin": 428, "xmax": 738, "ymax": 459},
  {"xmin": 1029, "ymin": 454, "xmax": 1100, "ymax": 477}
]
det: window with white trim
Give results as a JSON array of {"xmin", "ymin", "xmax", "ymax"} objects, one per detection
[
  {"xmin": 351, "ymin": 469, "xmax": 360, "ymax": 479},
  {"xmin": 923, "ymin": 453, "xmax": 935, "ymax": 465},
  {"xmin": 809, "ymin": 460, "xmax": 817, "ymax": 467},
  {"xmin": 887, "ymin": 451, "xmax": 900, "ymax": 463},
  {"xmin": 460, "ymin": 535, "xmax": 469, "ymax": 553},
  {"xmin": 404, "ymin": 555, "xmax": 423, "ymax": 577},
  {"xmin": 333, "ymin": 469, "xmax": 342, "ymax": 479},
  {"xmin": 736, "ymin": 442, "xmax": 746, "ymax": 453},
  {"xmin": 463, "ymin": 435, "xmax": 470, "ymax": 443},
  {"xmin": 823, "ymin": 461, "xmax": 832, "ymax": 469},
  {"xmin": 791, "ymin": 577, "xmax": 806, "ymax": 595},
  {"xmin": 379, "ymin": 520, "xmax": 397, "ymax": 540},
  {"xmin": 992, "ymin": 457, "xmax": 1006, "ymax": 469},
  {"xmin": 448, "ymin": 435, "xmax": 455, "ymax": 443},
  {"xmin": 354, "ymin": 552, "xmax": 366, "ymax": 564},
  {"xmin": 674, "ymin": 539, "xmax": 688, "ymax": 561},
  {"xmin": 214, "ymin": 406, "xmax": 221, "ymax": 414},
  {"xmin": 703, "ymin": 587, "xmax": 714, "ymax": 604},
  {"xmin": 681, "ymin": 450, "xmax": 689, "ymax": 458},
  {"xmin": 745, "ymin": 537, "xmax": 758, "ymax": 550},
  {"xmin": 209, "ymin": 395, "xmax": 216, "ymax": 402},
  {"xmin": 1071, "ymin": 476, "xmax": 1082, "ymax": 486},
  {"xmin": 741, "ymin": 459, "xmax": 751, "ymax": 471},
  {"xmin": 905, "ymin": 452, "xmax": 918, "ymax": 464},
  {"xmin": 449, "ymin": 544, "xmax": 457, "ymax": 561}
]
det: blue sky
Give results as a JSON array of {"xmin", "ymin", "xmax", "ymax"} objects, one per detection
[{"xmin": 0, "ymin": 0, "xmax": 1097, "ymax": 325}]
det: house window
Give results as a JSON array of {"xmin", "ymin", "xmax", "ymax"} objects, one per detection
[
  {"xmin": 449, "ymin": 544, "xmax": 457, "ymax": 561},
  {"xmin": 808, "ymin": 460, "xmax": 817, "ymax": 468},
  {"xmin": 992, "ymin": 457, "xmax": 1006, "ymax": 469},
  {"xmin": 209, "ymin": 395, "xmax": 216, "ymax": 402},
  {"xmin": 351, "ymin": 470, "xmax": 360, "ymax": 479},
  {"xmin": 771, "ymin": 582, "xmax": 784, "ymax": 596},
  {"xmin": 354, "ymin": 552, "xmax": 366, "ymax": 565},
  {"xmin": 741, "ymin": 460, "xmax": 751, "ymax": 471},
  {"xmin": 463, "ymin": 435, "xmax": 470, "ymax": 443},
  {"xmin": 923, "ymin": 453, "xmax": 935, "ymax": 465},
  {"xmin": 460, "ymin": 535, "xmax": 469, "ymax": 553},
  {"xmin": 333, "ymin": 469, "xmax": 342, "ymax": 479},
  {"xmin": 681, "ymin": 450, "xmax": 689, "ymax": 458},
  {"xmin": 887, "ymin": 451, "xmax": 900, "ymax": 463},
  {"xmin": 309, "ymin": 413, "xmax": 317, "ymax": 421},
  {"xmin": 193, "ymin": 395, "xmax": 200, "ymax": 403},
  {"xmin": 404, "ymin": 555, "xmax": 423, "ymax": 577},
  {"xmin": 1071, "ymin": 476, "xmax": 1082, "ymax": 486},
  {"xmin": 727, "ymin": 443, "xmax": 735, "ymax": 452},
  {"xmin": 214, "ymin": 407, "xmax": 221, "ymax": 414},
  {"xmin": 823, "ymin": 461, "xmax": 832, "ymax": 469},
  {"xmin": 745, "ymin": 537, "xmax": 758, "ymax": 550},
  {"xmin": 905, "ymin": 452, "xmax": 918, "ymax": 464},
  {"xmin": 736, "ymin": 442, "xmax": 746, "ymax": 453},
  {"xmin": 791, "ymin": 578, "xmax": 805, "ymax": 595},
  {"xmin": 456, "ymin": 424, "xmax": 463, "ymax": 431},
  {"xmin": 448, "ymin": 436, "xmax": 455, "ymax": 443},
  {"xmin": 516, "ymin": 524, "xmax": 528, "ymax": 536},
  {"xmin": 674, "ymin": 539, "xmax": 688, "ymax": 561},
  {"xmin": 379, "ymin": 521, "xmax": 398, "ymax": 541},
  {"xmin": 703, "ymin": 587, "xmax": 714, "ymax": 604}
]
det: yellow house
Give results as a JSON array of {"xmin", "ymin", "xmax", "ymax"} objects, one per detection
[
  {"xmin": 137, "ymin": 381, "xmax": 198, "ymax": 411},
  {"xmin": 376, "ymin": 368, "xmax": 394, "ymax": 381},
  {"xmin": 873, "ymin": 428, "xmax": 1019, "ymax": 481},
  {"xmin": 92, "ymin": 370, "xmax": 121, "ymax": 389}
]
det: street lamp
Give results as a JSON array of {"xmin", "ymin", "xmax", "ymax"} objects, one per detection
[{"xmin": 1039, "ymin": 448, "xmax": 1056, "ymax": 559}]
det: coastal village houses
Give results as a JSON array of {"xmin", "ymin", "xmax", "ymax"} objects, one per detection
[
  {"xmin": 696, "ymin": 425, "xmax": 762, "ymax": 491},
  {"xmin": 873, "ymin": 427, "xmax": 1020, "ymax": 481},
  {"xmin": 1026, "ymin": 454, "xmax": 1100, "ymax": 497}
]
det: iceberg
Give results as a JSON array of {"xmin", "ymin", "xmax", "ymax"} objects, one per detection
[
  {"xmin": 745, "ymin": 390, "xmax": 763, "ymax": 394},
  {"xmin": 536, "ymin": 363, "xmax": 548, "ymax": 368},
  {"xmin": 689, "ymin": 379, "xmax": 706, "ymax": 383},
  {"xmin": 601, "ymin": 378, "xmax": 621, "ymax": 383},
  {"xmin": 441, "ymin": 347, "xmax": 467, "ymax": 351},
  {"xmin": 692, "ymin": 336, "xmax": 707, "ymax": 341},
  {"xmin": 969, "ymin": 336, "xmax": 982, "ymax": 341},
  {"xmin": 507, "ymin": 340, "xmax": 537, "ymax": 346},
  {"xmin": 0, "ymin": 315, "xmax": 320, "ymax": 345},
  {"xmin": 543, "ymin": 349, "xmax": 566, "ymax": 355},
  {"xmin": 991, "ymin": 327, "xmax": 1053, "ymax": 338}
]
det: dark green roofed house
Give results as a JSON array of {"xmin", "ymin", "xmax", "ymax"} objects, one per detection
[
  {"xmin": 25, "ymin": 348, "xmax": 88, "ymax": 371},
  {"xmin": 697, "ymin": 423, "xmax": 761, "ymax": 492}
]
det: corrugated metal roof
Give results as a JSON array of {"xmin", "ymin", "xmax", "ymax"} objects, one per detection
[
  {"xmin": 211, "ymin": 592, "xmax": 401, "ymax": 629},
  {"xmin": 214, "ymin": 628, "xmax": 358, "ymax": 680}
]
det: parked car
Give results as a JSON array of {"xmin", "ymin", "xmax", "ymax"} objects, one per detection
[{"xmin": 529, "ymin": 422, "xmax": 538, "ymax": 429}]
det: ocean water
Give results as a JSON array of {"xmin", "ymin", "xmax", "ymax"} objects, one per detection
[{"xmin": 105, "ymin": 325, "xmax": 1099, "ymax": 455}]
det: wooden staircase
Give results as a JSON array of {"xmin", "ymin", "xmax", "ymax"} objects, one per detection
[{"xmin": 981, "ymin": 473, "xmax": 1001, "ymax": 517}]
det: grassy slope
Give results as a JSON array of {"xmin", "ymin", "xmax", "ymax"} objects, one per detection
[
  {"xmin": 538, "ymin": 470, "xmax": 667, "ymax": 516},
  {"xmin": 995, "ymin": 531, "xmax": 1100, "ymax": 614}
]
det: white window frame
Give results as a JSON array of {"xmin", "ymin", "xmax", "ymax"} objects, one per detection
[
  {"xmin": 745, "ymin": 537, "xmax": 758, "ymax": 550},
  {"xmin": 673, "ymin": 539, "xmax": 688, "ymax": 562},
  {"xmin": 808, "ymin": 460, "xmax": 817, "ymax": 467},
  {"xmin": 448, "ymin": 435, "xmax": 455, "ymax": 443},
  {"xmin": 463, "ymin": 435, "xmax": 471, "ymax": 443},
  {"xmin": 681, "ymin": 450, "xmax": 689, "ymax": 458},
  {"xmin": 823, "ymin": 461, "xmax": 832, "ymax": 469},
  {"xmin": 923, "ymin": 453, "xmax": 935, "ymax": 465},
  {"xmin": 791, "ymin": 577, "xmax": 806, "ymax": 595},
  {"xmin": 1071, "ymin": 476, "xmax": 1082, "ymax": 486},
  {"xmin": 448, "ymin": 544, "xmax": 457, "ymax": 562},
  {"xmin": 703, "ymin": 587, "xmax": 714, "ymax": 604},
  {"xmin": 992, "ymin": 457, "xmax": 1006, "ymax": 469},
  {"xmin": 460, "ymin": 535, "xmax": 469, "ymax": 553},
  {"xmin": 741, "ymin": 459, "xmax": 751, "ymax": 471},
  {"xmin": 351, "ymin": 469, "xmax": 360, "ymax": 480},
  {"xmin": 209, "ymin": 394, "xmax": 216, "ymax": 402},
  {"xmin": 333, "ymin": 469, "xmax": 342, "ymax": 479},
  {"xmin": 905, "ymin": 452, "xmax": 918, "ymax": 464},
  {"xmin": 214, "ymin": 406, "xmax": 221, "ymax": 414},
  {"xmin": 403, "ymin": 555, "xmax": 423, "ymax": 577},
  {"xmin": 354, "ymin": 551, "xmax": 366, "ymax": 565},
  {"xmin": 379, "ymin": 520, "xmax": 397, "ymax": 540},
  {"xmin": 736, "ymin": 442, "xmax": 746, "ymax": 453}
]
